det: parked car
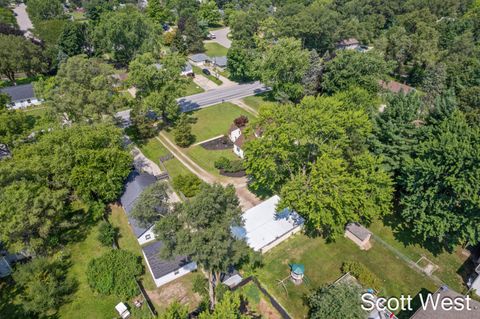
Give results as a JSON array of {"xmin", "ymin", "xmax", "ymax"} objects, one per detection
[
  {"xmin": 162, "ymin": 23, "xmax": 169, "ymax": 31},
  {"xmin": 207, "ymin": 32, "xmax": 216, "ymax": 39},
  {"xmin": 202, "ymin": 68, "xmax": 211, "ymax": 76}
]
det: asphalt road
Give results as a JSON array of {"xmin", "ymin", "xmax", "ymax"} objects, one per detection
[
  {"xmin": 209, "ymin": 27, "xmax": 231, "ymax": 48},
  {"xmin": 13, "ymin": 4, "xmax": 33, "ymax": 34},
  {"xmin": 116, "ymin": 81, "xmax": 269, "ymax": 125}
]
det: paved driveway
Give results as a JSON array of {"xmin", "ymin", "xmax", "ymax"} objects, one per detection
[
  {"xmin": 209, "ymin": 27, "xmax": 231, "ymax": 48},
  {"xmin": 13, "ymin": 4, "xmax": 33, "ymax": 36}
]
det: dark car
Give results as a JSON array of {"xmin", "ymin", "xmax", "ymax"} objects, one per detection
[
  {"xmin": 202, "ymin": 68, "xmax": 211, "ymax": 76},
  {"xmin": 162, "ymin": 23, "xmax": 169, "ymax": 31}
]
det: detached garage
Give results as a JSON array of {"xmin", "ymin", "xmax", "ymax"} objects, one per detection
[{"xmin": 232, "ymin": 195, "xmax": 304, "ymax": 253}]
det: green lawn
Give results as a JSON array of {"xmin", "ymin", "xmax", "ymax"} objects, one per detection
[
  {"xmin": 192, "ymin": 65, "xmax": 222, "ymax": 85},
  {"xmin": 186, "ymin": 146, "xmax": 239, "ymax": 177},
  {"xmin": 204, "ymin": 42, "xmax": 229, "ymax": 57},
  {"xmin": 58, "ymin": 223, "xmax": 120, "ymax": 319},
  {"xmin": 138, "ymin": 138, "xmax": 170, "ymax": 164},
  {"xmin": 256, "ymin": 234, "xmax": 437, "ymax": 319},
  {"xmin": 187, "ymin": 102, "xmax": 256, "ymax": 142},
  {"xmin": 242, "ymin": 93, "xmax": 274, "ymax": 113},
  {"xmin": 369, "ymin": 218, "xmax": 470, "ymax": 293},
  {"xmin": 183, "ymin": 79, "xmax": 204, "ymax": 96}
]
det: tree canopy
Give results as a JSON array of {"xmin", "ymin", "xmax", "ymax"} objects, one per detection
[
  {"xmin": 131, "ymin": 181, "xmax": 171, "ymax": 228},
  {"xmin": 308, "ymin": 283, "xmax": 365, "ymax": 319}
]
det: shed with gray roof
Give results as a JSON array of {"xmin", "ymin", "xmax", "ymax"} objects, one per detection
[
  {"xmin": 345, "ymin": 222, "xmax": 372, "ymax": 250},
  {"xmin": 142, "ymin": 241, "xmax": 197, "ymax": 287},
  {"xmin": 0, "ymin": 84, "xmax": 42, "ymax": 109},
  {"xmin": 189, "ymin": 53, "xmax": 210, "ymax": 64},
  {"xmin": 212, "ymin": 56, "xmax": 227, "ymax": 68}
]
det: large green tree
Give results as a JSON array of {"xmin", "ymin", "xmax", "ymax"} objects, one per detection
[
  {"xmin": 258, "ymin": 37, "xmax": 309, "ymax": 101},
  {"xmin": 13, "ymin": 256, "xmax": 76, "ymax": 317},
  {"xmin": 0, "ymin": 34, "xmax": 45, "ymax": 82},
  {"xmin": 48, "ymin": 55, "xmax": 118, "ymax": 122},
  {"xmin": 93, "ymin": 6, "xmax": 154, "ymax": 64},
  {"xmin": 399, "ymin": 110, "xmax": 480, "ymax": 248},
  {"xmin": 198, "ymin": 1, "xmax": 221, "ymax": 26},
  {"xmin": 26, "ymin": 0, "xmax": 63, "ymax": 22},
  {"xmin": 131, "ymin": 181, "xmax": 171, "ymax": 228},
  {"xmin": 154, "ymin": 183, "xmax": 251, "ymax": 309}
]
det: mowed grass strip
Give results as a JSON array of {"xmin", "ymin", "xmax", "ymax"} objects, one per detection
[
  {"xmin": 256, "ymin": 234, "xmax": 437, "ymax": 319},
  {"xmin": 204, "ymin": 42, "xmax": 229, "ymax": 57},
  {"xmin": 186, "ymin": 145, "xmax": 239, "ymax": 177}
]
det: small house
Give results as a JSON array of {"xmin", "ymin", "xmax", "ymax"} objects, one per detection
[
  {"xmin": 232, "ymin": 195, "xmax": 304, "ymax": 253},
  {"xmin": 336, "ymin": 38, "xmax": 361, "ymax": 50},
  {"xmin": 212, "ymin": 56, "xmax": 228, "ymax": 69},
  {"xmin": 189, "ymin": 53, "xmax": 210, "ymax": 65},
  {"xmin": 378, "ymin": 80, "xmax": 415, "ymax": 95},
  {"xmin": 120, "ymin": 170, "xmax": 157, "ymax": 245},
  {"xmin": 181, "ymin": 62, "xmax": 194, "ymax": 76},
  {"xmin": 0, "ymin": 84, "xmax": 42, "ymax": 109},
  {"xmin": 228, "ymin": 123, "xmax": 245, "ymax": 158},
  {"xmin": 345, "ymin": 222, "xmax": 372, "ymax": 250},
  {"xmin": 142, "ymin": 241, "xmax": 197, "ymax": 287}
]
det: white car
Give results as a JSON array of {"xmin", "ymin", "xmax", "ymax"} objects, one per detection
[{"xmin": 208, "ymin": 32, "xmax": 216, "ymax": 39}]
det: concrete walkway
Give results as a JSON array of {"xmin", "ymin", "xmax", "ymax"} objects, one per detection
[
  {"xmin": 132, "ymin": 147, "xmax": 163, "ymax": 177},
  {"xmin": 193, "ymin": 74, "xmax": 219, "ymax": 90}
]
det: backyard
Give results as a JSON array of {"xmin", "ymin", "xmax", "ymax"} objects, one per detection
[
  {"xmin": 256, "ymin": 234, "xmax": 437, "ymax": 319},
  {"xmin": 204, "ymin": 42, "xmax": 229, "ymax": 57},
  {"xmin": 186, "ymin": 145, "xmax": 239, "ymax": 177}
]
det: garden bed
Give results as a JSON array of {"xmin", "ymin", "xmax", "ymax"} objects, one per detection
[
  {"xmin": 200, "ymin": 135, "xmax": 232, "ymax": 150},
  {"xmin": 220, "ymin": 169, "xmax": 246, "ymax": 177}
]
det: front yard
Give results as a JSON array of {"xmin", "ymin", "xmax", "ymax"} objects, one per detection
[
  {"xmin": 204, "ymin": 42, "xmax": 229, "ymax": 57},
  {"xmin": 186, "ymin": 145, "xmax": 239, "ymax": 177},
  {"xmin": 256, "ymin": 234, "xmax": 437, "ymax": 319}
]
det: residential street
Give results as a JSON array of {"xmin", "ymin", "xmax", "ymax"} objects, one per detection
[{"xmin": 207, "ymin": 27, "xmax": 231, "ymax": 48}]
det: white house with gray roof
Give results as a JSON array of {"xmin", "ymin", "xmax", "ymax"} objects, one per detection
[{"xmin": 0, "ymin": 84, "xmax": 42, "ymax": 109}]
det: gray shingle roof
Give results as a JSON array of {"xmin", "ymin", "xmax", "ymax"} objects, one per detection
[
  {"xmin": 0, "ymin": 84, "xmax": 36, "ymax": 102},
  {"xmin": 189, "ymin": 53, "xmax": 209, "ymax": 63},
  {"xmin": 142, "ymin": 241, "xmax": 191, "ymax": 279},
  {"xmin": 345, "ymin": 222, "xmax": 371, "ymax": 241},
  {"xmin": 120, "ymin": 170, "xmax": 157, "ymax": 237},
  {"xmin": 213, "ymin": 56, "xmax": 227, "ymax": 67}
]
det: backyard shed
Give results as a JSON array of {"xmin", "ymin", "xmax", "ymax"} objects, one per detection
[
  {"xmin": 0, "ymin": 84, "xmax": 42, "ymax": 109},
  {"xmin": 232, "ymin": 195, "xmax": 304, "ymax": 253},
  {"xmin": 345, "ymin": 222, "xmax": 372, "ymax": 250},
  {"xmin": 142, "ymin": 241, "xmax": 197, "ymax": 287},
  {"xmin": 189, "ymin": 53, "xmax": 209, "ymax": 64}
]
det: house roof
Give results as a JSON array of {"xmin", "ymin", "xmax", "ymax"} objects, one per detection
[
  {"xmin": 231, "ymin": 195, "xmax": 304, "ymax": 251},
  {"xmin": 0, "ymin": 144, "xmax": 11, "ymax": 160},
  {"xmin": 345, "ymin": 222, "xmax": 371, "ymax": 241},
  {"xmin": 189, "ymin": 53, "xmax": 209, "ymax": 63},
  {"xmin": 120, "ymin": 170, "xmax": 157, "ymax": 237},
  {"xmin": 142, "ymin": 241, "xmax": 192, "ymax": 279},
  {"xmin": 213, "ymin": 56, "xmax": 227, "ymax": 67},
  {"xmin": 182, "ymin": 62, "xmax": 193, "ymax": 73},
  {"xmin": 234, "ymin": 134, "xmax": 245, "ymax": 148},
  {"xmin": 0, "ymin": 84, "xmax": 36, "ymax": 102},
  {"xmin": 410, "ymin": 287, "xmax": 480, "ymax": 319},
  {"xmin": 378, "ymin": 80, "xmax": 415, "ymax": 94},
  {"xmin": 337, "ymin": 38, "xmax": 360, "ymax": 46}
]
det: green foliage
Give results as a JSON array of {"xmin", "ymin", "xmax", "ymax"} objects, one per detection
[
  {"xmin": 97, "ymin": 221, "xmax": 117, "ymax": 247},
  {"xmin": 198, "ymin": 291, "xmax": 247, "ymax": 319},
  {"xmin": 174, "ymin": 114, "xmax": 195, "ymax": 147},
  {"xmin": 214, "ymin": 157, "xmax": 244, "ymax": 173},
  {"xmin": 160, "ymin": 301, "xmax": 189, "ymax": 319},
  {"xmin": 13, "ymin": 255, "xmax": 76, "ymax": 317},
  {"xmin": 58, "ymin": 22, "xmax": 87, "ymax": 57},
  {"xmin": 93, "ymin": 6, "xmax": 154, "ymax": 64},
  {"xmin": 154, "ymin": 183, "xmax": 251, "ymax": 308},
  {"xmin": 0, "ymin": 108, "xmax": 31, "ymax": 146},
  {"xmin": 131, "ymin": 181, "xmax": 170, "ymax": 228},
  {"xmin": 307, "ymin": 283, "xmax": 365, "ymax": 319},
  {"xmin": 0, "ymin": 123, "xmax": 131, "ymax": 252},
  {"xmin": 192, "ymin": 273, "xmax": 208, "ymax": 297},
  {"xmin": 341, "ymin": 261, "xmax": 382, "ymax": 291},
  {"xmin": 198, "ymin": 1, "xmax": 221, "ymax": 26},
  {"xmin": 0, "ymin": 7, "xmax": 16, "ymax": 26},
  {"xmin": 26, "ymin": 0, "xmax": 63, "ymax": 22},
  {"xmin": 258, "ymin": 37, "xmax": 309, "ymax": 101},
  {"xmin": 172, "ymin": 174, "xmax": 203, "ymax": 197},
  {"xmin": 48, "ymin": 55, "xmax": 119, "ymax": 122},
  {"xmin": 214, "ymin": 156, "xmax": 230, "ymax": 169},
  {"xmin": 321, "ymin": 50, "xmax": 392, "ymax": 94},
  {"xmin": 86, "ymin": 249, "xmax": 143, "ymax": 298},
  {"xmin": 146, "ymin": 0, "xmax": 173, "ymax": 24},
  {"xmin": 0, "ymin": 34, "xmax": 45, "ymax": 82},
  {"xmin": 399, "ymin": 110, "xmax": 480, "ymax": 248},
  {"xmin": 227, "ymin": 42, "xmax": 258, "ymax": 81}
]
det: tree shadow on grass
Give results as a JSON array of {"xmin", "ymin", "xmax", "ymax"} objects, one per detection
[{"xmin": 396, "ymin": 288, "xmax": 433, "ymax": 319}]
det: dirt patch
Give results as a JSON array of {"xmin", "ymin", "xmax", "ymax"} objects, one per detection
[
  {"xmin": 200, "ymin": 136, "xmax": 232, "ymax": 150},
  {"xmin": 257, "ymin": 298, "xmax": 282, "ymax": 319},
  {"xmin": 146, "ymin": 281, "xmax": 201, "ymax": 311}
]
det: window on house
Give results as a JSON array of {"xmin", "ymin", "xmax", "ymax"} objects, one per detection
[
  {"xmin": 174, "ymin": 270, "xmax": 180, "ymax": 275},
  {"xmin": 145, "ymin": 234, "xmax": 151, "ymax": 240},
  {"xmin": 27, "ymin": 99, "xmax": 31, "ymax": 103}
]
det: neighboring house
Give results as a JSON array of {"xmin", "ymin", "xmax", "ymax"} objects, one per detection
[
  {"xmin": 231, "ymin": 195, "xmax": 304, "ymax": 253},
  {"xmin": 409, "ymin": 286, "xmax": 480, "ymax": 319},
  {"xmin": 0, "ymin": 84, "xmax": 42, "ymax": 109},
  {"xmin": 142, "ymin": 241, "xmax": 197, "ymax": 287},
  {"xmin": 189, "ymin": 53, "xmax": 210, "ymax": 65},
  {"xmin": 0, "ymin": 144, "xmax": 11, "ymax": 160},
  {"xmin": 336, "ymin": 38, "xmax": 361, "ymax": 50},
  {"xmin": 120, "ymin": 170, "xmax": 157, "ymax": 245},
  {"xmin": 181, "ymin": 62, "xmax": 194, "ymax": 76},
  {"xmin": 228, "ymin": 122, "xmax": 261, "ymax": 159},
  {"xmin": 345, "ymin": 222, "xmax": 372, "ymax": 250},
  {"xmin": 378, "ymin": 80, "xmax": 416, "ymax": 95},
  {"xmin": 468, "ymin": 263, "xmax": 480, "ymax": 297},
  {"xmin": 212, "ymin": 56, "xmax": 228, "ymax": 69}
]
